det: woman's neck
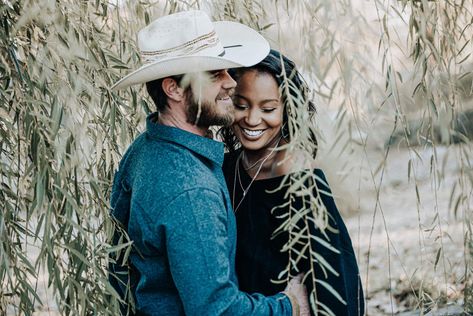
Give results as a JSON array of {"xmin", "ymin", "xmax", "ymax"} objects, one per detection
[{"xmin": 241, "ymin": 137, "xmax": 289, "ymax": 179}]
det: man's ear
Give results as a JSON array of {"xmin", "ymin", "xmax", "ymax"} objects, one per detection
[{"xmin": 162, "ymin": 78, "xmax": 185, "ymax": 102}]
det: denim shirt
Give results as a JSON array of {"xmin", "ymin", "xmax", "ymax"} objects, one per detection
[{"xmin": 110, "ymin": 113, "xmax": 292, "ymax": 315}]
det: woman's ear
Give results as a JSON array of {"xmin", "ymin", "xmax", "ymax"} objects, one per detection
[{"xmin": 162, "ymin": 78, "xmax": 185, "ymax": 102}]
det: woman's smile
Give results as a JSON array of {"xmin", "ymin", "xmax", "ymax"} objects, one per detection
[
  {"xmin": 240, "ymin": 127, "xmax": 267, "ymax": 138},
  {"xmin": 232, "ymin": 70, "xmax": 283, "ymax": 152}
]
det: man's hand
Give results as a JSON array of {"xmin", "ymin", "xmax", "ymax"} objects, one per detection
[{"xmin": 284, "ymin": 273, "xmax": 310, "ymax": 316}]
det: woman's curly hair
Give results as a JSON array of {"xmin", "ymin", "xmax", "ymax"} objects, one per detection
[{"xmin": 218, "ymin": 49, "xmax": 317, "ymax": 157}]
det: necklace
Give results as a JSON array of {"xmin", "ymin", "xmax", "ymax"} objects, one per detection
[
  {"xmin": 242, "ymin": 152, "xmax": 273, "ymax": 171},
  {"xmin": 232, "ymin": 136, "xmax": 282, "ymax": 213}
]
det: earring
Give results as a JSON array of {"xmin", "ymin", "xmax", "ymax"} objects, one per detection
[{"xmin": 281, "ymin": 122, "xmax": 289, "ymax": 140}]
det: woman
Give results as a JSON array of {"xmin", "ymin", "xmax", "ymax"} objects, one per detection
[{"xmin": 220, "ymin": 50, "xmax": 365, "ymax": 315}]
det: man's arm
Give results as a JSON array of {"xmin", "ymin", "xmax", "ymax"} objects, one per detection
[{"xmin": 161, "ymin": 187, "xmax": 293, "ymax": 316}]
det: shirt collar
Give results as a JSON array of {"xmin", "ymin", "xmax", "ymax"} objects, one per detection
[{"xmin": 145, "ymin": 113, "xmax": 224, "ymax": 166}]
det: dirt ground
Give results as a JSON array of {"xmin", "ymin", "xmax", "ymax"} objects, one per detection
[{"xmin": 329, "ymin": 142, "xmax": 470, "ymax": 315}]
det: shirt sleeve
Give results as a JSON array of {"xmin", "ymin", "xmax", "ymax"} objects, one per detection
[{"xmin": 160, "ymin": 187, "xmax": 292, "ymax": 316}]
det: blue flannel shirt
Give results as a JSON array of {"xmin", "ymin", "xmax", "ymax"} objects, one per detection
[{"xmin": 110, "ymin": 113, "xmax": 292, "ymax": 315}]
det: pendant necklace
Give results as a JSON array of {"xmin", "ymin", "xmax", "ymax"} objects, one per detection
[
  {"xmin": 232, "ymin": 136, "xmax": 282, "ymax": 213},
  {"xmin": 242, "ymin": 154, "xmax": 270, "ymax": 171}
]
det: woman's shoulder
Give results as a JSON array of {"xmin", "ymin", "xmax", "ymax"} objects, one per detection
[
  {"xmin": 282, "ymin": 153, "xmax": 332, "ymax": 194},
  {"xmin": 288, "ymin": 167, "xmax": 331, "ymax": 190},
  {"xmin": 282, "ymin": 150, "xmax": 321, "ymax": 174}
]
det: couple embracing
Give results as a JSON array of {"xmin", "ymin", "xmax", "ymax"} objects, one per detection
[{"xmin": 109, "ymin": 10, "xmax": 364, "ymax": 316}]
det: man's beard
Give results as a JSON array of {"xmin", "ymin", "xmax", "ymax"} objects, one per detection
[{"xmin": 185, "ymin": 90, "xmax": 234, "ymax": 127}]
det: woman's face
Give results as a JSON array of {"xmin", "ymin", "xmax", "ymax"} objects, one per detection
[{"xmin": 232, "ymin": 70, "xmax": 284, "ymax": 152}]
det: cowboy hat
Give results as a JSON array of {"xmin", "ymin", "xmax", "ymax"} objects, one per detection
[{"xmin": 111, "ymin": 10, "xmax": 270, "ymax": 90}]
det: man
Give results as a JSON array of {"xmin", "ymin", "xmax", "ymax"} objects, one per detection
[{"xmin": 109, "ymin": 10, "xmax": 309, "ymax": 316}]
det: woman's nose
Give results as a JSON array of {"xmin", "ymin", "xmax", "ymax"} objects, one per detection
[{"xmin": 244, "ymin": 109, "xmax": 261, "ymax": 126}]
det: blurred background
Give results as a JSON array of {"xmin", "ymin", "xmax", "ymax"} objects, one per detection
[{"xmin": 1, "ymin": 0, "xmax": 472, "ymax": 315}]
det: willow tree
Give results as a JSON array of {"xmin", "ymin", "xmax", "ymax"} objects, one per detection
[
  {"xmin": 1, "ymin": 0, "xmax": 472, "ymax": 315},
  {"xmin": 0, "ymin": 0, "xmax": 148, "ymax": 314}
]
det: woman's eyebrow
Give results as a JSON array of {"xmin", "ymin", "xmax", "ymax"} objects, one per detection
[
  {"xmin": 234, "ymin": 94, "xmax": 279, "ymax": 103},
  {"xmin": 259, "ymin": 98, "xmax": 280, "ymax": 104}
]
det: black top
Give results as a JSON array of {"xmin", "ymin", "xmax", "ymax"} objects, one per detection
[{"xmin": 223, "ymin": 150, "xmax": 365, "ymax": 316}]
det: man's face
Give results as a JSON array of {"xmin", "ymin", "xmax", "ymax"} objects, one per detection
[{"xmin": 184, "ymin": 70, "xmax": 236, "ymax": 127}]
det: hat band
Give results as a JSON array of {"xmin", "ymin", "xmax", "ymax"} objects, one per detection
[{"xmin": 141, "ymin": 30, "xmax": 222, "ymax": 63}]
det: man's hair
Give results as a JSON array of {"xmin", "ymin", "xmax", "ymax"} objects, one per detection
[{"xmin": 146, "ymin": 75, "xmax": 184, "ymax": 112}]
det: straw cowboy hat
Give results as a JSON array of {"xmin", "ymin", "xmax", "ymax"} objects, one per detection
[{"xmin": 112, "ymin": 10, "xmax": 270, "ymax": 90}]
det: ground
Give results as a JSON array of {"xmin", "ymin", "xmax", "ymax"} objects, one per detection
[{"xmin": 332, "ymin": 143, "xmax": 471, "ymax": 315}]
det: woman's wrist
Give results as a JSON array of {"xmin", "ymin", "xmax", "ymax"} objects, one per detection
[{"xmin": 282, "ymin": 291, "xmax": 300, "ymax": 316}]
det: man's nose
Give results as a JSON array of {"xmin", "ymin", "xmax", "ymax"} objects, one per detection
[{"xmin": 221, "ymin": 70, "xmax": 236, "ymax": 90}]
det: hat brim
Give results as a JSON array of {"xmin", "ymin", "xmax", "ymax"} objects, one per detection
[{"xmin": 111, "ymin": 21, "xmax": 270, "ymax": 90}]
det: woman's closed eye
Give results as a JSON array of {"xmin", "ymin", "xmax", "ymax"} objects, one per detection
[
  {"xmin": 261, "ymin": 108, "xmax": 276, "ymax": 113},
  {"xmin": 234, "ymin": 103, "xmax": 249, "ymax": 110}
]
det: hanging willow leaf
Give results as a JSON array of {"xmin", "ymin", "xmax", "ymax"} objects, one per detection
[{"xmin": 1, "ymin": 0, "xmax": 472, "ymax": 315}]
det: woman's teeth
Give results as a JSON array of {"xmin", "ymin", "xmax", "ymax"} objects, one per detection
[{"xmin": 243, "ymin": 128, "xmax": 264, "ymax": 137}]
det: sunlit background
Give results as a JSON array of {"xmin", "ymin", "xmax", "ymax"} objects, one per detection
[{"xmin": 1, "ymin": 0, "xmax": 471, "ymax": 315}]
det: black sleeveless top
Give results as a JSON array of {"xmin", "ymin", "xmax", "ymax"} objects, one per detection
[{"xmin": 223, "ymin": 150, "xmax": 365, "ymax": 316}]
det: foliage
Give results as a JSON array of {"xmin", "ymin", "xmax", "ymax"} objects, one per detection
[
  {"xmin": 0, "ymin": 0, "xmax": 146, "ymax": 314},
  {"xmin": 0, "ymin": 0, "xmax": 472, "ymax": 315}
]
